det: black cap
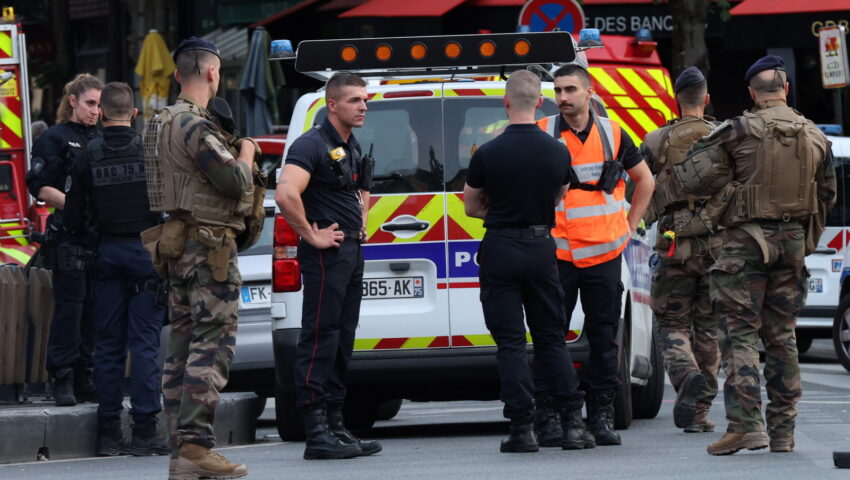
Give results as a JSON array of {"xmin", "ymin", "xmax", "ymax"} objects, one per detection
[
  {"xmin": 744, "ymin": 55, "xmax": 785, "ymax": 84},
  {"xmin": 674, "ymin": 66, "xmax": 705, "ymax": 94},
  {"xmin": 172, "ymin": 36, "xmax": 221, "ymax": 61}
]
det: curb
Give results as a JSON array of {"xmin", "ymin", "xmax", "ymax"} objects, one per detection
[{"xmin": 0, "ymin": 392, "xmax": 260, "ymax": 464}]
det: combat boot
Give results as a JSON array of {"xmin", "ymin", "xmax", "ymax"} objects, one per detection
[
  {"xmin": 533, "ymin": 406, "xmax": 563, "ymax": 447},
  {"xmin": 53, "ymin": 367, "xmax": 76, "ymax": 406},
  {"xmin": 74, "ymin": 366, "xmax": 98, "ymax": 403},
  {"xmin": 769, "ymin": 436, "xmax": 794, "ymax": 453},
  {"xmin": 674, "ymin": 370, "xmax": 706, "ymax": 429},
  {"xmin": 326, "ymin": 402, "xmax": 382, "ymax": 456},
  {"xmin": 706, "ymin": 432, "xmax": 768, "ymax": 455},
  {"xmin": 302, "ymin": 407, "xmax": 362, "ymax": 459},
  {"xmin": 684, "ymin": 405, "xmax": 715, "ymax": 433},
  {"xmin": 169, "ymin": 443, "xmax": 247, "ymax": 479},
  {"xmin": 128, "ymin": 415, "xmax": 170, "ymax": 456},
  {"xmin": 560, "ymin": 407, "xmax": 595, "ymax": 450},
  {"xmin": 96, "ymin": 417, "xmax": 127, "ymax": 456},
  {"xmin": 587, "ymin": 391, "xmax": 621, "ymax": 446},
  {"xmin": 500, "ymin": 415, "xmax": 539, "ymax": 453}
]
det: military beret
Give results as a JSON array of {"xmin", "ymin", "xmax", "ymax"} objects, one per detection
[
  {"xmin": 173, "ymin": 36, "xmax": 220, "ymax": 61},
  {"xmin": 744, "ymin": 55, "xmax": 785, "ymax": 84},
  {"xmin": 674, "ymin": 66, "xmax": 705, "ymax": 94}
]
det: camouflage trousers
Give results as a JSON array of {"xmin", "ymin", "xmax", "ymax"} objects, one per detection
[
  {"xmin": 709, "ymin": 222, "xmax": 806, "ymax": 437},
  {"xmin": 162, "ymin": 237, "xmax": 241, "ymax": 456},
  {"xmin": 651, "ymin": 235, "xmax": 721, "ymax": 412}
]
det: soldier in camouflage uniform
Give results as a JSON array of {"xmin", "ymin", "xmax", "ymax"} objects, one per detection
[
  {"xmin": 641, "ymin": 67, "xmax": 721, "ymax": 433},
  {"xmin": 678, "ymin": 56, "xmax": 836, "ymax": 456},
  {"xmin": 142, "ymin": 37, "xmax": 256, "ymax": 479}
]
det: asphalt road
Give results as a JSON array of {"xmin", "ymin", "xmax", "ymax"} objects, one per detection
[{"xmin": 2, "ymin": 340, "xmax": 848, "ymax": 480}]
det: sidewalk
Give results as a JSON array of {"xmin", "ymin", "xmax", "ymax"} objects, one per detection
[{"xmin": 0, "ymin": 392, "xmax": 260, "ymax": 464}]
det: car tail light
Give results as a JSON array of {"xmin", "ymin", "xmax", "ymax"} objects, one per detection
[{"xmin": 273, "ymin": 214, "xmax": 302, "ymax": 292}]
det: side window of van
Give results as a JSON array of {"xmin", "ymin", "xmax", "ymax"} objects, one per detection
[
  {"xmin": 314, "ymin": 98, "xmax": 444, "ymax": 194},
  {"xmin": 827, "ymin": 155, "xmax": 849, "ymax": 227},
  {"xmin": 443, "ymin": 97, "xmax": 559, "ymax": 192}
]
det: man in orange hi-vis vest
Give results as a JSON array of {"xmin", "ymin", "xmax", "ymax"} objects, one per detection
[{"xmin": 536, "ymin": 64, "xmax": 654, "ymax": 447}]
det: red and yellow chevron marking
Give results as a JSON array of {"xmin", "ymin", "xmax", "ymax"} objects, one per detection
[
  {"xmin": 589, "ymin": 66, "xmax": 677, "ymax": 145},
  {"xmin": 445, "ymin": 88, "xmax": 505, "ymax": 97},
  {"xmin": 354, "ymin": 330, "xmax": 582, "ymax": 350},
  {"xmin": 0, "ymin": 222, "xmax": 28, "ymax": 246},
  {"xmin": 0, "ymin": 30, "xmax": 11, "ymax": 59},
  {"xmin": 366, "ymin": 193, "xmax": 484, "ymax": 243},
  {"xmin": 0, "ymin": 244, "xmax": 34, "ymax": 266},
  {"xmin": 0, "ymin": 67, "xmax": 22, "ymax": 149}
]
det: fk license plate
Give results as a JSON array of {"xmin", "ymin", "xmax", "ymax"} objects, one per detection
[
  {"xmin": 240, "ymin": 285, "xmax": 271, "ymax": 306},
  {"xmin": 808, "ymin": 278, "xmax": 823, "ymax": 293},
  {"xmin": 362, "ymin": 276, "xmax": 424, "ymax": 300}
]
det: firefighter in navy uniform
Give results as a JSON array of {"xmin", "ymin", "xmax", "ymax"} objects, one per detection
[
  {"xmin": 464, "ymin": 70, "xmax": 592, "ymax": 453},
  {"xmin": 276, "ymin": 72, "xmax": 382, "ymax": 460},
  {"xmin": 25, "ymin": 73, "xmax": 103, "ymax": 406},
  {"xmin": 64, "ymin": 82, "xmax": 169, "ymax": 457}
]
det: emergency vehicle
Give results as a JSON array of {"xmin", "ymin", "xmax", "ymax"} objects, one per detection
[
  {"xmin": 269, "ymin": 30, "xmax": 674, "ymax": 439},
  {"xmin": 830, "ymin": 136, "xmax": 850, "ymax": 372},
  {"xmin": 0, "ymin": 9, "xmax": 42, "ymax": 266}
]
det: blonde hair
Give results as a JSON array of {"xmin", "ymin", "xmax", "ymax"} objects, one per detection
[
  {"xmin": 56, "ymin": 74, "xmax": 104, "ymax": 123},
  {"xmin": 505, "ymin": 70, "xmax": 541, "ymax": 111}
]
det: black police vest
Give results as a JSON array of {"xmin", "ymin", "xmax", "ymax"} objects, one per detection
[{"xmin": 88, "ymin": 136, "xmax": 159, "ymax": 236}]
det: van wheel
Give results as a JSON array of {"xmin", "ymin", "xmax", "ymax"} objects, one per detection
[
  {"xmin": 375, "ymin": 398, "xmax": 403, "ymax": 421},
  {"xmin": 795, "ymin": 331, "xmax": 813, "ymax": 355},
  {"xmin": 631, "ymin": 325, "xmax": 664, "ymax": 419},
  {"xmin": 833, "ymin": 294, "xmax": 850, "ymax": 373},
  {"xmin": 613, "ymin": 316, "xmax": 633, "ymax": 429},
  {"xmin": 342, "ymin": 394, "xmax": 378, "ymax": 430},
  {"xmin": 274, "ymin": 391, "xmax": 305, "ymax": 441}
]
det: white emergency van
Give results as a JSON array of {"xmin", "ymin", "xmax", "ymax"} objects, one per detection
[{"xmin": 269, "ymin": 31, "xmax": 669, "ymax": 439}]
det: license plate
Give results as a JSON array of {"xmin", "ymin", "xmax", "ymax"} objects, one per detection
[
  {"xmin": 362, "ymin": 276, "xmax": 424, "ymax": 300},
  {"xmin": 240, "ymin": 285, "xmax": 271, "ymax": 306},
  {"xmin": 809, "ymin": 278, "xmax": 823, "ymax": 293}
]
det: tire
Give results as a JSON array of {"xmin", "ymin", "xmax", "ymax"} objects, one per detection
[
  {"xmin": 795, "ymin": 331, "xmax": 814, "ymax": 355},
  {"xmin": 631, "ymin": 325, "xmax": 664, "ymax": 419},
  {"xmin": 274, "ymin": 391, "xmax": 305, "ymax": 441},
  {"xmin": 613, "ymin": 315, "xmax": 633, "ymax": 430},
  {"xmin": 375, "ymin": 398, "xmax": 403, "ymax": 421},
  {"xmin": 342, "ymin": 394, "xmax": 378, "ymax": 430},
  {"xmin": 833, "ymin": 294, "xmax": 850, "ymax": 373},
  {"xmin": 254, "ymin": 396, "xmax": 269, "ymax": 420}
]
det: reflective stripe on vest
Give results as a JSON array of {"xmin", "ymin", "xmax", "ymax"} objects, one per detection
[{"xmin": 537, "ymin": 114, "xmax": 629, "ymax": 267}]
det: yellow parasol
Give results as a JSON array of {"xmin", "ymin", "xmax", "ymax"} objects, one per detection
[{"xmin": 134, "ymin": 30, "xmax": 175, "ymax": 119}]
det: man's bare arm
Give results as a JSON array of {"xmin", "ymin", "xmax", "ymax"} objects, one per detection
[
  {"xmin": 275, "ymin": 163, "xmax": 344, "ymax": 249},
  {"xmin": 625, "ymin": 161, "xmax": 654, "ymax": 235},
  {"xmin": 359, "ymin": 188, "xmax": 370, "ymax": 241},
  {"xmin": 37, "ymin": 186, "xmax": 65, "ymax": 210},
  {"xmin": 463, "ymin": 184, "xmax": 488, "ymax": 220}
]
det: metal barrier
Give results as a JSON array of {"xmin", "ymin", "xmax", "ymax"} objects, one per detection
[{"xmin": 0, "ymin": 264, "xmax": 53, "ymax": 388}]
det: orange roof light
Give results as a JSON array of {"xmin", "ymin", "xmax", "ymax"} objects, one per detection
[
  {"xmin": 375, "ymin": 44, "xmax": 392, "ymax": 62},
  {"xmin": 340, "ymin": 45, "xmax": 358, "ymax": 63},
  {"xmin": 514, "ymin": 39, "xmax": 530, "ymax": 57},
  {"xmin": 410, "ymin": 42, "xmax": 427, "ymax": 61},
  {"xmin": 479, "ymin": 40, "xmax": 496, "ymax": 58},
  {"xmin": 444, "ymin": 41, "xmax": 461, "ymax": 59}
]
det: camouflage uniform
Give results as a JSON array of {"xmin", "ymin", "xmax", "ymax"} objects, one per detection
[
  {"xmin": 152, "ymin": 94, "xmax": 251, "ymax": 455},
  {"xmin": 641, "ymin": 116, "xmax": 721, "ymax": 426},
  {"xmin": 691, "ymin": 99, "xmax": 836, "ymax": 438}
]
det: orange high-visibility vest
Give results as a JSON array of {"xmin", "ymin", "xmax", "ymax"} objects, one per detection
[{"xmin": 537, "ymin": 114, "xmax": 629, "ymax": 268}]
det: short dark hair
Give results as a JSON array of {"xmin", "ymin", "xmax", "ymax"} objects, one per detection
[
  {"xmin": 176, "ymin": 50, "xmax": 219, "ymax": 79},
  {"xmin": 676, "ymin": 81, "xmax": 707, "ymax": 108},
  {"xmin": 553, "ymin": 64, "xmax": 591, "ymax": 87},
  {"xmin": 99, "ymin": 82, "xmax": 134, "ymax": 119},
  {"xmin": 749, "ymin": 69, "xmax": 786, "ymax": 94},
  {"xmin": 325, "ymin": 72, "xmax": 367, "ymax": 102}
]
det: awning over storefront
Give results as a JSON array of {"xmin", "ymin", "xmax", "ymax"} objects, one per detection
[
  {"xmin": 731, "ymin": 0, "xmax": 848, "ymax": 15},
  {"xmin": 339, "ymin": 0, "xmax": 466, "ymax": 18}
]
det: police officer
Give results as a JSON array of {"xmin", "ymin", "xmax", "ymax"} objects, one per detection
[
  {"xmin": 276, "ymin": 72, "xmax": 382, "ymax": 460},
  {"xmin": 641, "ymin": 67, "xmax": 721, "ymax": 433},
  {"xmin": 464, "ymin": 70, "xmax": 592, "ymax": 453},
  {"xmin": 64, "ymin": 82, "xmax": 168, "ymax": 457},
  {"xmin": 26, "ymin": 73, "xmax": 103, "ymax": 406},
  {"xmin": 536, "ymin": 65, "xmax": 655, "ymax": 446},
  {"xmin": 143, "ymin": 37, "xmax": 255, "ymax": 478},
  {"xmin": 679, "ymin": 56, "xmax": 836, "ymax": 455}
]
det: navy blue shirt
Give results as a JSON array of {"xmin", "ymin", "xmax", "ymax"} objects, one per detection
[
  {"xmin": 466, "ymin": 123, "xmax": 571, "ymax": 229},
  {"xmin": 285, "ymin": 118, "xmax": 363, "ymax": 231}
]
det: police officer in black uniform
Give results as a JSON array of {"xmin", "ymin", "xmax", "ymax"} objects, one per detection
[
  {"xmin": 276, "ymin": 72, "xmax": 382, "ymax": 460},
  {"xmin": 26, "ymin": 73, "xmax": 103, "ymax": 406},
  {"xmin": 64, "ymin": 82, "xmax": 168, "ymax": 457},
  {"xmin": 463, "ymin": 70, "xmax": 592, "ymax": 453}
]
